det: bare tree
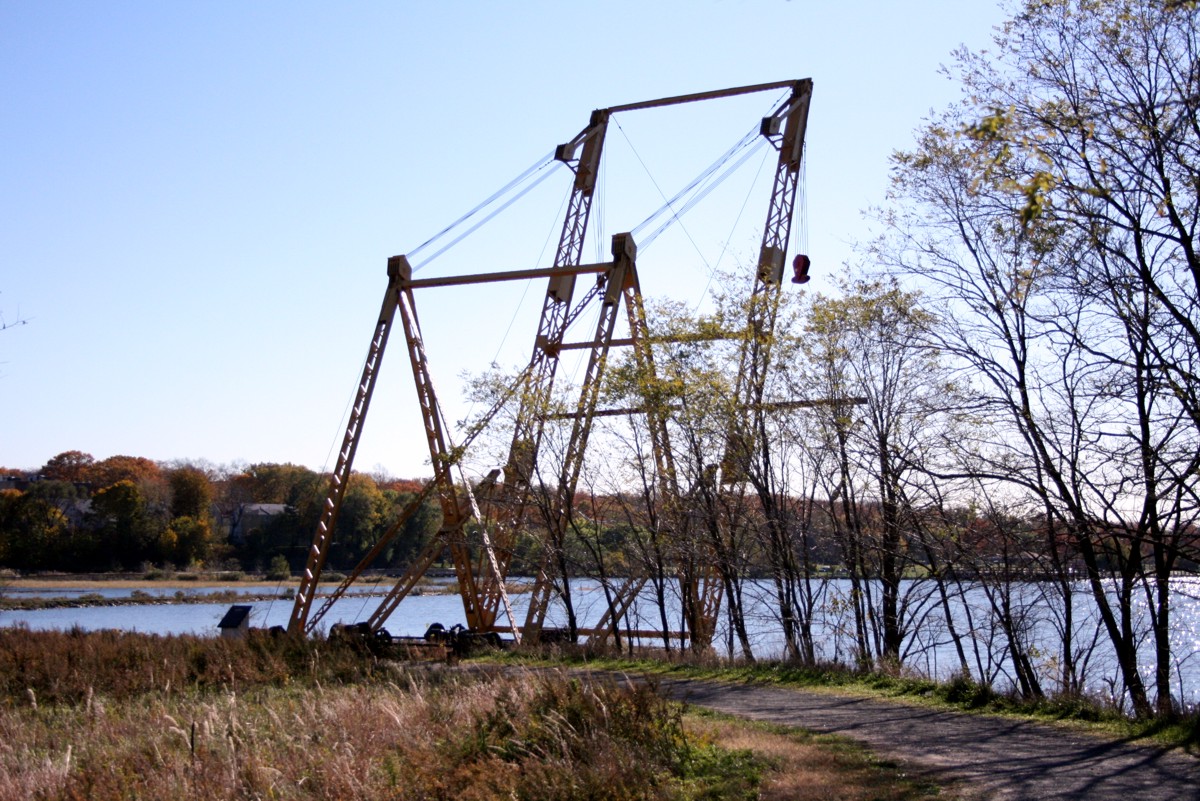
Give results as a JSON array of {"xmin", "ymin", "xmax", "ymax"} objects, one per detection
[
  {"xmin": 882, "ymin": 0, "xmax": 1200, "ymax": 716},
  {"xmin": 0, "ymin": 292, "xmax": 28, "ymax": 333},
  {"xmin": 800, "ymin": 277, "xmax": 949, "ymax": 666}
]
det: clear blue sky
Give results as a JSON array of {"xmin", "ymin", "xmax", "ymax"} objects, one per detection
[{"xmin": 1, "ymin": 0, "xmax": 1006, "ymax": 479}]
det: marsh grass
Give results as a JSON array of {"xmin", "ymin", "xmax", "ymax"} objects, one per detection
[
  {"xmin": 0, "ymin": 631, "xmax": 764, "ymax": 800},
  {"xmin": 0, "ymin": 627, "xmax": 394, "ymax": 707},
  {"xmin": 0, "ymin": 675, "xmax": 756, "ymax": 800}
]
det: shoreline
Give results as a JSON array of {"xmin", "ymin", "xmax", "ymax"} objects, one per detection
[
  {"xmin": 0, "ymin": 575, "xmax": 527, "ymax": 610},
  {"xmin": 0, "ymin": 587, "xmax": 393, "ymax": 611},
  {"xmin": 0, "ymin": 576, "xmax": 387, "ymax": 590}
]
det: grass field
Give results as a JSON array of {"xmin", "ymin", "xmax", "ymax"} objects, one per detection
[{"xmin": 0, "ymin": 629, "xmax": 947, "ymax": 800}]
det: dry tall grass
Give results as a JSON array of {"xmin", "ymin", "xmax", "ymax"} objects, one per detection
[
  {"xmin": 0, "ymin": 627, "xmax": 384, "ymax": 706},
  {"xmin": 0, "ymin": 630, "xmax": 759, "ymax": 800}
]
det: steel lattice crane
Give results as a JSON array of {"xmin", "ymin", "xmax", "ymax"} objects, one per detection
[
  {"xmin": 582, "ymin": 79, "xmax": 815, "ymax": 650},
  {"xmin": 287, "ymin": 80, "xmax": 815, "ymax": 648}
]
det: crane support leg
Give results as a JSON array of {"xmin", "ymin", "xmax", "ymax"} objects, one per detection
[
  {"xmin": 288, "ymin": 276, "xmax": 402, "ymax": 634},
  {"xmin": 524, "ymin": 233, "xmax": 638, "ymax": 640}
]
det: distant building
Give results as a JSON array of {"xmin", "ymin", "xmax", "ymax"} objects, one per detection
[
  {"xmin": 58, "ymin": 498, "xmax": 93, "ymax": 528},
  {"xmin": 229, "ymin": 503, "xmax": 290, "ymax": 545},
  {"xmin": 0, "ymin": 474, "xmax": 40, "ymax": 492}
]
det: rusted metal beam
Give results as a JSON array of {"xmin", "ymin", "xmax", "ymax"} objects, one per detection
[
  {"xmin": 288, "ymin": 274, "xmax": 402, "ymax": 634},
  {"xmin": 608, "ymin": 80, "xmax": 800, "ymax": 114},
  {"xmin": 402, "ymin": 261, "xmax": 611, "ymax": 290},
  {"xmin": 553, "ymin": 328, "xmax": 743, "ymax": 352},
  {"xmin": 546, "ymin": 396, "xmax": 868, "ymax": 421}
]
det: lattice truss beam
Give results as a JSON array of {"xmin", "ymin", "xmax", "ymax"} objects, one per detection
[{"xmin": 288, "ymin": 80, "xmax": 815, "ymax": 648}]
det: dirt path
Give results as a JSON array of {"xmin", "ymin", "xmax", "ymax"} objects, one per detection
[{"xmin": 649, "ymin": 676, "xmax": 1199, "ymax": 800}]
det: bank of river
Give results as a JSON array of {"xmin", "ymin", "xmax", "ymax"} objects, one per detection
[
  {"xmin": 0, "ymin": 574, "xmax": 469, "ymax": 607},
  {"xmin": 0, "ymin": 581, "xmax": 386, "ymax": 608},
  {"xmin": 3, "ymin": 576, "xmax": 1198, "ymax": 709}
]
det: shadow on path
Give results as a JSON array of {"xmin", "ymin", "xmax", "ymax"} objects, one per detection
[{"xmin": 655, "ymin": 678, "xmax": 1199, "ymax": 801}]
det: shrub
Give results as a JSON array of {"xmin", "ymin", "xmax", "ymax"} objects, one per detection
[
  {"xmin": 265, "ymin": 555, "xmax": 291, "ymax": 581},
  {"xmin": 938, "ymin": 672, "xmax": 997, "ymax": 707}
]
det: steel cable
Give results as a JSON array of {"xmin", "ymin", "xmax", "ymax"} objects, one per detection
[
  {"xmin": 408, "ymin": 150, "xmax": 558, "ymax": 267},
  {"xmin": 637, "ymin": 136, "xmax": 769, "ymax": 250},
  {"xmin": 628, "ymin": 124, "xmax": 762, "ymax": 245},
  {"xmin": 411, "ymin": 162, "xmax": 562, "ymax": 271}
]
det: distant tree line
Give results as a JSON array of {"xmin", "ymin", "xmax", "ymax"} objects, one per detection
[{"xmin": 0, "ymin": 452, "xmax": 440, "ymax": 575}]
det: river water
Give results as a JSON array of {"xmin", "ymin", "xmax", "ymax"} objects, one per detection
[{"xmin": 3, "ymin": 576, "xmax": 1198, "ymax": 708}]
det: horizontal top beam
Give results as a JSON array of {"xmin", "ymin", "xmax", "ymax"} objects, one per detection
[
  {"xmin": 545, "ymin": 396, "xmax": 870, "ymax": 421},
  {"xmin": 555, "ymin": 329, "xmax": 744, "ymax": 352},
  {"xmin": 401, "ymin": 261, "xmax": 612, "ymax": 290},
  {"xmin": 607, "ymin": 79, "xmax": 804, "ymax": 114}
]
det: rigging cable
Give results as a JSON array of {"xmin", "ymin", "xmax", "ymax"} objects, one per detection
[
  {"xmin": 629, "ymin": 90, "xmax": 789, "ymax": 256},
  {"xmin": 411, "ymin": 160, "xmax": 562, "ymax": 271},
  {"xmin": 408, "ymin": 150, "xmax": 555, "ymax": 262},
  {"xmin": 459, "ymin": 178, "xmax": 576, "ymax": 427},
  {"xmin": 630, "ymin": 123, "xmax": 756, "ymax": 232},
  {"xmin": 694, "ymin": 141, "xmax": 774, "ymax": 312},
  {"xmin": 318, "ymin": 155, "xmax": 558, "ymax": 479},
  {"xmin": 636, "ymin": 135, "xmax": 768, "ymax": 251},
  {"xmin": 493, "ymin": 177, "xmax": 574, "ymax": 365},
  {"xmin": 617, "ymin": 120, "xmax": 766, "ymax": 268},
  {"xmin": 694, "ymin": 90, "xmax": 794, "ymax": 307},
  {"xmin": 321, "ymin": 359, "xmax": 365, "ymax": 476},
  {"xmin": 429, "ymin": 383, "xmax": 522, "ymax": 640},
  {"xmin": 796, "ymin": 146, "xmax": 808, "ymax": 258},
  {"xmin": 626, "ymin": 121, "xmax": 757, "ymax": 234},
  {"xmin": 588, "ymin": 142, "xmax": 606, "ymax": 265}
]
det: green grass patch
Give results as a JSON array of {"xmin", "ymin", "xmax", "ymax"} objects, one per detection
[{"xmin": 684, "ymin": 710, "xmax": 945, "ymax": 800}]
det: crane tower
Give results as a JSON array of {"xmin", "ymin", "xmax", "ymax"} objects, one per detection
[{"xmin": 287, "ymin": 79, "xmax": 814, "ymax": 651}]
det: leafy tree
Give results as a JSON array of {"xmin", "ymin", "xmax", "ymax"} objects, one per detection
[
  {"xmin": 0, "ymin": 492, "xmax": 69, "ymax": 570},
  {"xmin": 331, "ymin": 473, "xmax": 388, "ymax": 565},
  {"xmin": 88, "ymin": 480, "xmax": 162, "ymax": 568},
  {"xmin": 234, "ymin": 463, "xmax": 322, "ymax": 505},
  {"xmin": 0, "ymin": 489, "xmax": 17, "ymax": 563},
  {"xmin": 224, "ymin": 463, "xmax": 324, "ymax": 569},
  {"xmin": 266, "ymin": 553, "xmax": 291, "ymax": 580},
  {"xmin": 379, "ymin": 485, "xmax": 441, "ymax": 567},
  {"xmin": 801, "ymin": 277, "xmax": 947, "ymax": 666},
  {"xmin": 91, "ymin": 455, "xmax": 162, "ymax": 489},
  {"xmin": 161, "ymin": 515, "xmax": 212, "ymax": 567},
  {"xmin": 24, "ymin": 480, "xmax": 83, "ymax": 503},
  {"xmin": 41, "ymin": 451, "xmax": 95, "ymax": 483},
  {"xmin": 168, "ymin": 466, "xmax": 212, "ymax": 521}
]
